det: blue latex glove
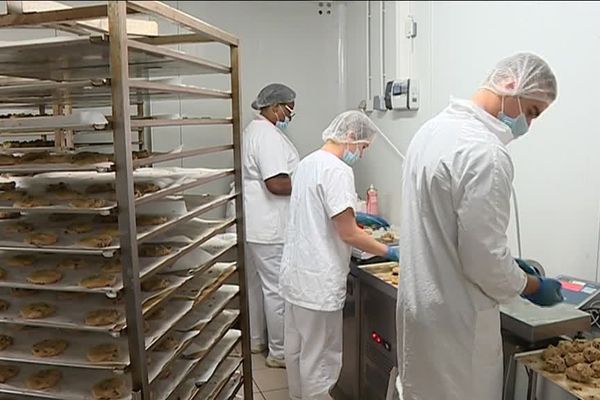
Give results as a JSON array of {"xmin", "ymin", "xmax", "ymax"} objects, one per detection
[
  {"xmin": 386, "ymin": 246, "xmax": 399, "ymax": 262},
  {"xmin": 515, "ymin": 258, "xmax": 541, "ymax": 277},
  {"xmin": 524, "ymin": 277, "xmax": 564, "ymax": 307},
  {"xmin": 356, "ymin": 212, "xmax": 390, "ymax": 229}
]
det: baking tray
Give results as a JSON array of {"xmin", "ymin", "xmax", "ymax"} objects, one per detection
[
  {"xmin": 0, "ymin": 111, "xmax": 107, "ymax": 133},
  {"xmin": 0, "ymin": 248, "xmax": 187, "ymax": 296},
  {"xmin": 0, "ymin": 361, "xmax": 131, "ymax": 400},
  {"xmin": 0, "ymin": 325, "xmax": 129, "ymax": 370},
  {"xmin": 0, "ymin": 36, "xmax": 231, "ymax": 81},
  {"xmin": 182, "ymin": 310, "xmax": 240, "ymax": 360},
  {"xmin": 213, "ymin": 368, "xmax": 242, "ymax": 400},
  {"xmin": 196, "ymin": 358, "xmax": 243, "ymax": 400},
  {"xmin": 148, "ymin": 330, "xmax": 199, "ymax": 383},
  {"xmin": 174, "ymin": 263, "xmax": 237, "ymax": 301},
  {"xmin": 0, "ymin": 79, "xmax": 230, "ymax": 109},
  {"xmin": 176, "ymin": 285, "xmax": 240, "ymax": 332},
  {"xmin": 0, "ymin": 276, "xmax": 187, "ymax": 334},
  {"xmin": 193, "ymin": 330, "xmax": 242, "ymax": 387},
  {"xmin": 163, "ymin": 233, "xmax": 237, "ymax": 275},
  {"xmin": 157, "ymin": 330, "xmax": 241, "ymax": 400},
  {"xmin": 145, "ymin": 299, "xmax": 195, "ymax": 350},
  {"xmin": 517, "ymin": 349, "xmax": 600, "ymax": 400},
  {"xmin": 0, "ymin": 215, "xmax": 230, "ymax": 257}
]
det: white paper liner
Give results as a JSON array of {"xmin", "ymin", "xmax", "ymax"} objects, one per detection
[
  {"xmin": 0, "ymin": 324, "xmax": 129, "ymax": 370},
  {"xmin": 0, "ymin": 361, "xmax": 131, "ymax": 400},
  {"xmin": 196, "ymin": 357, "xmax": 243, "ymax": 400},
  {"xmin": 0, "ymin": 276, "xmax": 187, "ymax": 334},
  {"xmin": 176, "ymin": 285, "xmax": 239, "ymax": 332},
  {"xmin": 213, "ymin": 367, "xmax": 242, "ymax": 400},
  {"xmin": 193, "ymin": 330, "xmax": 241, "ymax": 386},
  {"xmin": 144, "ymin": 299, "xmax": 194, "ymax": 349},
  {"xmin": 175, "ymin": 263, "xmax": 236, "ymax": 301},
  {"xmin": 182, "ymin": 310, "xmax": 240, "ymax": 359}
]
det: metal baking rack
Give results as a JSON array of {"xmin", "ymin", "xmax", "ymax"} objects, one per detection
[{"xmin": 0, "ymin": 2, "xmax": 251, "ymax": 399}]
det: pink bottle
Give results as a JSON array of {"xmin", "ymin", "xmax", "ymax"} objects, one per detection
[{"xmin": 366, "ymin": 184, "xmax": 379, "ymax": 215}]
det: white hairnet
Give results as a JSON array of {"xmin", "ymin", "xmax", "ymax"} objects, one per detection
[
  {"xmin": 251, "ymin": 83, "xmax": 296, "ymax": 110},
  {"xmin": 322, "ymin": 110, "xmax": 382, "ymax": 144},
  {"xmin": 481, "ymin": 52, "xmax": 557, "ymax": 104}
]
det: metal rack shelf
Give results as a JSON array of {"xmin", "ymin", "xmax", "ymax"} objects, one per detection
[
  {"xmin": 0, "ymin": 79, "xmax": 231, "ymax": 109},
  {"xmin": 0, "ymin": 1, "xmax": 251, "ymax": 399}
]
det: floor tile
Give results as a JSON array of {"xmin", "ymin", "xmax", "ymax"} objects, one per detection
[
  {"xmin": 252, "ymin": 353, "xmax": 268, "ymax": 371},
  {"xmin": 253, "ymin": 380, "xmax": 261, "ymax": 393},
  {"xmin": 262, "ymin": 389, "xmax": 290, "ymax": 400},
  {"xmin": 252, "ymin": 368, "xmax": 289, "ymax": 392}
]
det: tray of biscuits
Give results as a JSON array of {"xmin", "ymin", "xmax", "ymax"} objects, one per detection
[
  {"xmin": 518, "ymin": 338, "xmax": 600, "ymax": 400},
  {"xmin": 0, "ymin": 275, "xmax": 188, "ymax": 334}
]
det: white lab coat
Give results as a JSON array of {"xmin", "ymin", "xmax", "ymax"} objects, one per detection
[
  {"xmin": 242, "ymin": 115, "xmax": 299, "ymax": 358},
  {"xmin": 396, "ymin": 98, "xmax": 527, "ymax": 400}
]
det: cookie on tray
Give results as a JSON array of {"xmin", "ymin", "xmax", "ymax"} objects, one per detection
[
  {"xmin": 69, "ymin": 198, "xmax": 107, "ymax": 209},
  {"xmin": 141, "ymin": 276, "xmax": 170, "ymax": 292},
  {"xmin": 5, "ymin": 221, "xmax": 34, "ymax": 234},
  {"xmin": 14, "ymin": 196, "xmax": 52, "ymax": 208},
  {"xmin": 101, "ymin": 258, "xmax": 122, "ymax": 274},
  {"xmin": 25, "ymin": 368, "xmax": 62, "ymax": 390},
  {"xmin": 91, "ymin": 377, "xmax": 126, "ymax": 400},
  {"xmin": 0, "ymin": 365, "xmax": 19, "ymax": 383},
  {"xmin": 64, "ymin": 222, "xmax": 94, "ymax": 235},
  {"xmin": 0, "ymin": 154, "xmax": 16, "ymax": 166},
  {"xmin": 71, "ymin": 152, "xmax": 112, "ymax": 165},
  {"xmin": 136, "ymin": 215, "xmax": 168, "ymax": 227},
  {"xmin": 0, "ymin": 334, "xmax": 13, "ymax": 351},
  {"xmin": 20, "ymin": 302, "xmax": 56, "ymax": 319},
  {"xmin": 80, "ymin": 274, "xmax": 117, "ymax": 289},
  {"xmin": 85, "ymin": 309, "xmax": 121, "ymax": 326},
  {"xmin": 134, "ymin": 182, "xmax": 160, "ymax": 197},
  {"xmin": 139, "ymin": 243, "xmax": 172, "ymax": 258},
  {"xmin": 26, "ymin": 232, "xmax": 59, "ymax": 246},
  {"xmin": 6, "ymin": 254, "xmax": 37, "ymax": 267},
  {"xmin": 32, "ymin": 339, "xmax": 68, "ymax": 358},
  {"xmin": 154, "ymin": 335, "xmax": 178, "ymax": 352},
  {"xmin": 57, "ymin": 257, "xmax": 87, "ymax": 271},
  {"xmin": 79, "ymin": 234, "xmax": 113, "ymax": 248},
  {"xmin": 86, "ymin": 343, "xmax": 120, "ymax": 363},
  {"xmin": 26, "ymin": 269, "xmax": 63, "ymax": 285},
  {"xmin": 0, "ymin": 299, "xmax": 9, "ymax": 311}
]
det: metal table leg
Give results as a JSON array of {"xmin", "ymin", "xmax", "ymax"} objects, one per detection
[{"xmin": 526, "ymin": 366, "xmax": 538, "ymax": 400}]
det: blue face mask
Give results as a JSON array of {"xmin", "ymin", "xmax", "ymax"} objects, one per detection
[
  {"xmin": 275, "ymin": 116, "xmax": 290, "ymax": 132},
  {"xmin": 498, "ymin": 97, "xmax": 529, "ymax": 137},
  {"xmin": 275, "ymin": 105, "xmax": 293, "ymax": 133},
  {"xmin": 342, "ymin": 148, "xmax": 360, "ymax": 166}
]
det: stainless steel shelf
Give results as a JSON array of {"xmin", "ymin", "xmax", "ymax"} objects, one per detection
[
  {"xmin": 0, "ymin": 79, "xmax": 231, "ymax": 109},
  {"xmin": 0, "ymin": 36, "xmax": 230, "ymax": 81}
]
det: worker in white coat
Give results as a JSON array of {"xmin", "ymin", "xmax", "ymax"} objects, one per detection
[
  {"xmin": 280, "ymin": 110, "xmax": 399, "ymax": 400},
  {"xmin": 396, "ymin": 53, "xmax": 564, "ymax": 400},
  {"xmin": 242, "ymin": 83, "xmax": 299, "ymax": 368}
]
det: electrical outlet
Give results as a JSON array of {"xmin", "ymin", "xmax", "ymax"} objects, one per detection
[{"xmin": 317, "ymin": 2, "xmax": 333, "ymax": 16}]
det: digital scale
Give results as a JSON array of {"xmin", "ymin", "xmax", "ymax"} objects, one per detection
[
  {"xmin": 500, "ymin": 269, "xmax": 595, "ymax": 344},
  {"xmin": 555, "ymin": 274, "xmax": 600, "ymax": 309}
]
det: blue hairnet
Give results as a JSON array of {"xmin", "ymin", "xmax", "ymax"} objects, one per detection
[
  {"xmin": 481, "ymin": 52, "xmax": 557, "ymax": 104},
  {"xmin": 251, "ymin": 83, "xmax": 296, "ymax": 110},
  {"xmin": 322, "ymin": 110, "xmax": 382, "ymax": 144}
]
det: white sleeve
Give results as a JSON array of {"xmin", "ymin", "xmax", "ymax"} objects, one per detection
[
  {"xmin": 255, "ymin": 131, "xmax": 294, "ymax": 181},
  {"xmin": 320, "ymin": 168, "xmax": 357, "ymax": 218},
  {"xmin": 456, "ymin": 146, "xmax": 527, "ymax": 303}
]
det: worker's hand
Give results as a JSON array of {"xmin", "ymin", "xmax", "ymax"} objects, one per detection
[
  {"xmin": 515, "ymin": 258, "xmax": 541, "ymax": 277},
  {"xmin": 385, "ymin": 246, "xmax": 399, "ymax": 262},
  {"xmin": 524, "ymin": 277, "xmax": 564, "ymax": 307},
  {"xmin": 356, "ymin": 212, "xmax": 390, "ymax": 229}
]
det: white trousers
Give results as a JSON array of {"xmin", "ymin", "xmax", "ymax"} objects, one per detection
[
  {"xmin": 245, "ymin": 242, "xmax": 285, "ymax": 359},
  {"xmin": 284, "ymin": 301, "xmax": 343, "ymax": 400}
]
